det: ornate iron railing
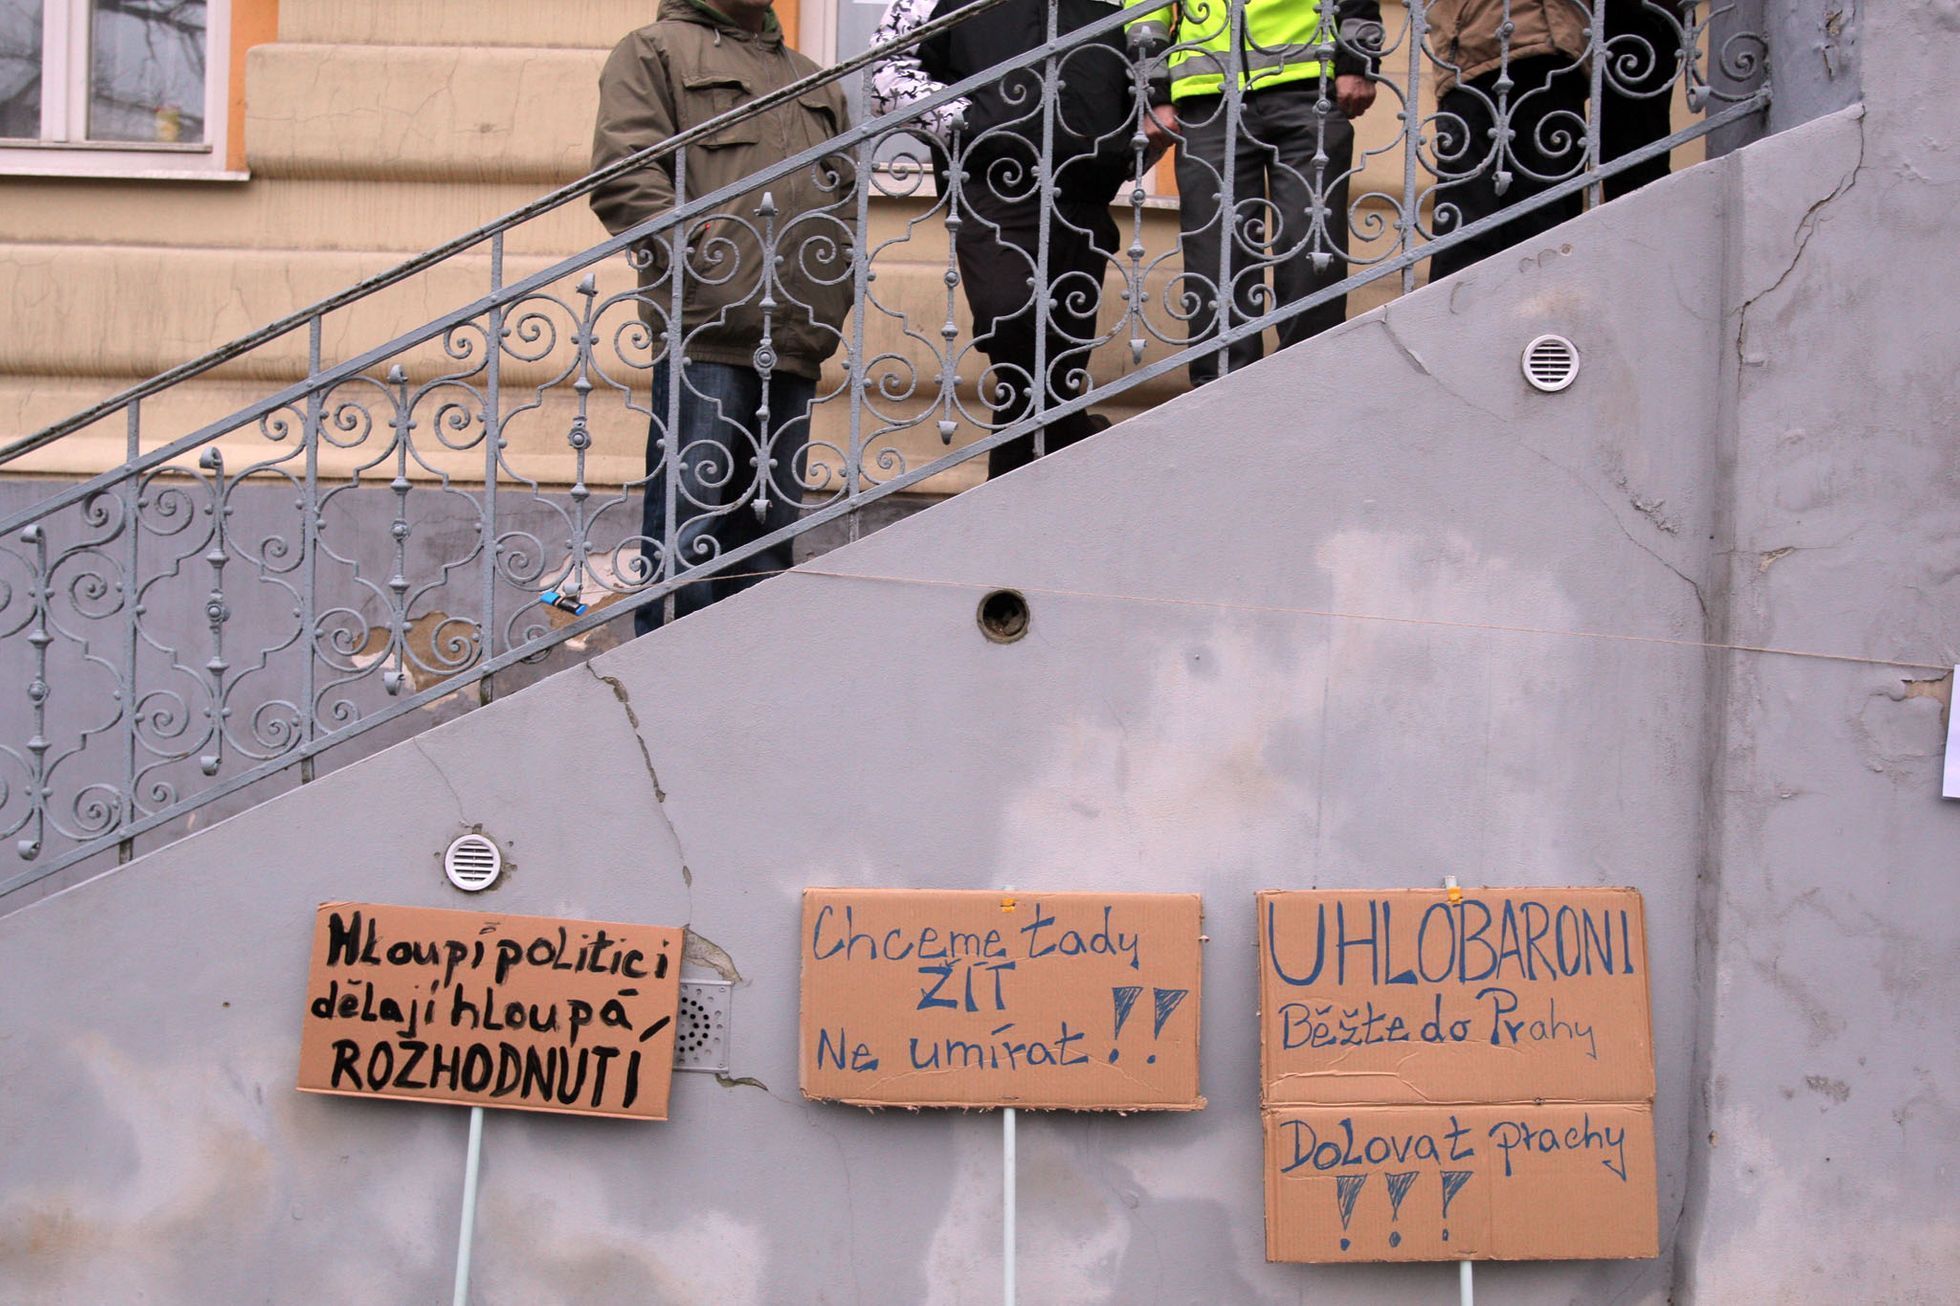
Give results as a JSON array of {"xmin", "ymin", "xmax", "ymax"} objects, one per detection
[{"xmin": 0, "ymin": 0, "xmax": 1768, "ymax": 892}]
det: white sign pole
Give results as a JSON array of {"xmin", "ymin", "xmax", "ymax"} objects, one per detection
[
  {"xmin": 1444, "ymin": 876, "xmax": 1474, "ymax": 1306},
  {"xmin": 1003, "ymin": 1104, "xmax": 1018, "ymax": 1306},
  {"xmin": 1003, "ymin": 883, "xmax": 1018, "ymax": 1306},
  {"xmin": 452, "ymin": 1105, "xmax": 485, "ymax": 1306}
]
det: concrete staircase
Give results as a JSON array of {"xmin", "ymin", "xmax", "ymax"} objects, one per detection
[{"xmin": 0, "ymin": 0, "xmax": 1190, "ymax": 494}]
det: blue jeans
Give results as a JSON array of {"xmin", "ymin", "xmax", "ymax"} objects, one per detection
[{"xmin": 637, "ymin": 361, "xmax": 815, "ymax": 635}]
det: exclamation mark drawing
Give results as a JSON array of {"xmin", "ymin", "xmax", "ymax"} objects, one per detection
[
  {"xmin": 1384, "ymin": 1171, "xmax": 1418, "ymax": 1248},
  {"xmin": 1109, "ymin": 986, "xmax": 1142, "ymax": 1062},
  {"xmin": 1334, "ymin": 1174, "xmax": 1368, "ymax": 1252},
  {"xmin": 1147, "ymin": 988, "xmax": 1188, "ymax": 1065},
  {"xmin": 1109, "ymin": 986, "xmax": 1189, "ymax": 1064},
  {"xmin": 1440, "ymin": 1170, "xmax": 1473, "ymax": 1244}
]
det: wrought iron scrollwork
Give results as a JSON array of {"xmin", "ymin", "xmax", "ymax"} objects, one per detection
[{"xmin": 0, "ymin": 0, "xmax": 1769, "ymax": 890}]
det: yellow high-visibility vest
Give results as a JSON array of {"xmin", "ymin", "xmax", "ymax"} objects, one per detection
[{"xmin": 1123, "ymin": 0, "xmax": 1342, "ymax": 102}]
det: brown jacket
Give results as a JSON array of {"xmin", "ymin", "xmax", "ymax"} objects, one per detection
[
  {"xmin": 1426, "ymin": 0, "xmax": 1589, "ymax": 92},
  {"xmin": 590, "ymin": 0, "xmax": 853, "ymax": 379}
]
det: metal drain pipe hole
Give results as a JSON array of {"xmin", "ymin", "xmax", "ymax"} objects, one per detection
[{"xmin": 977, "ymin": 589, "xmax": 1031, "ymax": 643}]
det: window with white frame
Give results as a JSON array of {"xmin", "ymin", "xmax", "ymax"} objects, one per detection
[{"xmin": 1, "ymin": 0, "xmax": 234, "ymax": 175}]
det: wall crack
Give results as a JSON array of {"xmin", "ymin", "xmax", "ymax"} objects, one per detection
[
  {"xmin": 811, "ymin": 1115, "xmax": 866, "ymax": 1304},
  {"xmin": 411, "ymin": 735, "xmax": 470, "ymax": 824},
  {"xmin": 587, "ymin": 663, "xmax": 693, "ymax": 906},
  {"xmin": 1517, "ymin": 439, "xmax": 1710, "ymax": 624},
  {"xmin": 1378, "ymin": 313, "xmax": 1435, "ymax": 378},
  {"xmin": 1379, "ymin": 314, "xmax": 1509, "ymax": 422},
  {"xmin": 588, "ymin": 664, "xmax": 667, "ymax": 801},
  {"xmin": 1737, "ymin": 109, "xmax": 1867, "ymax": 366}
]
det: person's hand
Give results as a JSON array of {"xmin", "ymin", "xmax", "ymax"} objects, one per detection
[
  {"xmin": 1141, "ymin": 103, "xmax": 1178, "ymax": 171},
  {"xmin": 1335, "ymin": 73, "xmax": 1376, "ymax": 119}
]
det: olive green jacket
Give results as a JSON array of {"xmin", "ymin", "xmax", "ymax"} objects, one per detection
[{"xmin": 590, "ymin": 0, "xmax": 854, "ymax": 379}]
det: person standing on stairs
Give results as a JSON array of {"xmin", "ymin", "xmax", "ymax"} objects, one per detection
[
  {"xmin": 869, "ymin": 0, "xmax": 1175, "ymax": 479},
  {"xmin": 591, "ymin": 0, "xmax": 854, "ymax": 634},
  {"xmin": 1125, "ymin": 0, "xmax": 1383, "ymax": 387},
  {"xmin": 1426, "ymin": 0, "xmax": 1690, "ymax": 281}
]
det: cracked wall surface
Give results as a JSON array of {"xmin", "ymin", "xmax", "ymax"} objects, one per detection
[
  {"xmin": 1672, "ymin": 1, "xmax": 1960, "ymax": 1299},
  {"xmin": 0, "ymin": 4, "xmax": 1954, "ymax": 1300}
]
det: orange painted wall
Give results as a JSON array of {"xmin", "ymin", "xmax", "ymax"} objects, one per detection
[{"xmin": 227, "ymin": 0, "xmax": 279, "ymax": 170}]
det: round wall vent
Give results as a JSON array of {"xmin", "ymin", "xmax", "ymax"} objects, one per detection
[
  {"xmin": 443, "ymin": 833, "xmax": 504, "ymax": 892},
  {"xmin": 977, "ymin": 588, "xmax": 1031, "ymax": 644},
  {"xmin": 1521, "ymin": 334, "xmax": 1580, "ymax": 392}
]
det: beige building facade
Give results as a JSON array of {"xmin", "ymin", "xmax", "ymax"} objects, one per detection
[{"xmin": 2, "ymin": 0, "xmax": 1500, "ymax": 494}]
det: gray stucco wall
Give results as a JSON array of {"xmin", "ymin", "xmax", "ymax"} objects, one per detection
[
  {"xmin": 2, "ymin": 5, "xmax": 1953, "ymax": 1303},
  {"xmin": 1714, "ymin": 0, "xmax": 1863, "ymax": 140},
  {"xmin": 1674, "ymin": 2, "xmax": 1959, "ymax": 1298}
]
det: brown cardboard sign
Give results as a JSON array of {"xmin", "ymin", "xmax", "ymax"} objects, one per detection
[
  {"xmin": 1257, "ymin": 888, "xmax": 1657, "ymax": 1263},
  {"xmin": 1264, "ymin": 1104, "xmax": 1658, "ymax": 1261},
  {"xmin": 297, "ymin": 902, "xmax": 683, "ymax": 1120},
  {"xmin": 800, "ymin": 889, "xmax": 1204, "ymax": 1110}
]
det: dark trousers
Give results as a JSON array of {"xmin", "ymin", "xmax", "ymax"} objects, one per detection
[
  {"xmin": 1430, "ymin": 56, "xmax": 1590, "ymax": 281},
  {"xmin": 954, "ymin": 181, "xmax": 1119, "ymax": 479},
  {"xmin": 636, "ymin": 360, "xmax": 814, "ymax": 636},
  {"xmin": 1602, "ymin": 0, "xmax": 1682, "ymax": 200},
  {"xmin": 1174, "ymin": 85, "xmax": 1357, "ymax": 387},
  {"xmin": 1431, "ymin": 5, "xmax": 1685, "ymax": 279}
]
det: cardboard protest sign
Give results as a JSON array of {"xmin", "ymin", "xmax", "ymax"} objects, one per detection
[
  {"xmin": 800, "ymin": 889, "xmax": 1203, "ymax": 1110},
  {"xmin": 298, "ymin": 902, "xmax": 683, "ymax": 1120},
  {"xmin": 1257, "ymin": 888, "xmax": 1656, "ymax": 1263},
  {"xmin": 1263, "ymin": 1103, "xmax": 1658, "ymax": 1262}
]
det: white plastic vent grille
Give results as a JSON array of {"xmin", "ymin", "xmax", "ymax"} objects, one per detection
[
  {"xmin": 674, "ymin": 980, "xmax": 732, "ymax": 1072},
  {"xmin": 1522, "ymin": 334, "xmax": 1580, "ymax": 392},
  {"xmin": 442, "ymin": 833, "xmax": 503, "ymax": 892}
]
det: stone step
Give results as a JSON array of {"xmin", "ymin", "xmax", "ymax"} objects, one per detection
[
  {"xmin": 0, "ymin": 232, "xmax": 1211, "ymax": 383},
  {"xmin": 245, "ymin": 43, "xmax": 605, "ymax": 183},
  {"xmin": 278, "ymin": 0, "xmax": 655, "ymax": 49},
  {"xmin": 0, "ymin": 174, "xmax": 1189, "ymax": 262},
  {"xmin": 0, "ymin": 242, "xmax": 631, "ymax": 382},
  {"xmin": 0, "ymin": 222, "xmax": 1191, "ymax": 489},
  {"xmin": 0, "ymin": 198, "xmax": 1400, "ymax": 482},
  {"xmin": 0, "ymin": 368, "xmax": 1178, "ymax": 498},
  {"xmin": 1, "ymin": 177, "xmax": 609, "ymax": 258},
  {"xmin": 239, "ymin": 40, "xmax": 1524, "ymax": 197}
]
